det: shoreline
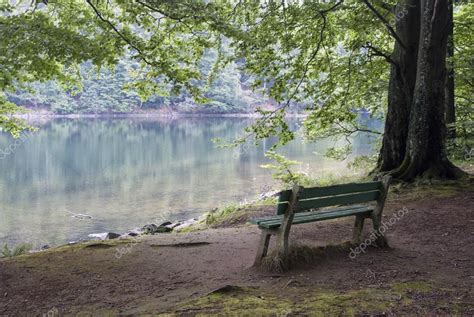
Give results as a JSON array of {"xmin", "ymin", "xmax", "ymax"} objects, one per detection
[
  {"xmin": 15, "ymin": 110, "xmax": 307, "ymax": 119},
  {"xmin": 7, "ymin": 189, "xmax": 279, "ymax": 254}
]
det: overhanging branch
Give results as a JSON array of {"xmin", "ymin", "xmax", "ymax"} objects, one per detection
[
  {"xmin": 362, "ymin": 0, "xmax": 406, "ymax": 49},
  {"xmin": 236, "ymin": 1, "xmax": 344, "ymax": 144},
  {"xmin": 364, "ymin": 42, "xmax": 398, "ymax": 66},
  {"xmin": 85, "ymin": 0, "xmax": 155, "ymax": 67}
]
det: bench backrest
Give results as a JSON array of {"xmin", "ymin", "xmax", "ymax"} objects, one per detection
[{"xmin": 276, "ymin": 181, "xmax": 382, "ymax": 215}]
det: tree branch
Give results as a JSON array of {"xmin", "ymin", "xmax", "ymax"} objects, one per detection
[
  {"xmin": 337, "ymin": 122, "xmax": 383, "ymax": 136},
  {"xmin": 85, "ymin": 0, "xmax": 155, "ymax": 67},
  {"xmin": 236, "ymin": 1, "xmax": 344, "ymax": 144},
  {"xmin": 362, "ymin": 0, "xmax": 406, "ymax": 49},
  {"xmin": 135, "ymin": 0, "xmax": 189, "ymax": 21},
  {"xmin": 372, "ymin": 0, "xmax": 395, "ymax": 12},
  {"xmin": 364, "ymin": 42, "xmax": 398, "ymax": 66}
]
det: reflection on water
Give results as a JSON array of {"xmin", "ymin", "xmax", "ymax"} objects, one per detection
[{"xmin": 0, "ymin": 117, "xmax": 379, "ymax": 247}]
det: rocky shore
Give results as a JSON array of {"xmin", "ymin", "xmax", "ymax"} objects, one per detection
[
  {"xmin": 58, "ymin": 217, "xmax": 201, "ymax": 249},
  {"xmin": 30, "ymin": 188, "xmax": 278, "ymax": 252}
]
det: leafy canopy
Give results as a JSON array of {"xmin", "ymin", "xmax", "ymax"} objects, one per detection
[{"xmin": 1, "ymin": 0, "xmax": 471, "ymax": 152}]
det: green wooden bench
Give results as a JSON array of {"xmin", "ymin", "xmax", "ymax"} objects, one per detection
[{"xmin": 250, "ymin": 176, "xmax": 392, "ymax": 267}]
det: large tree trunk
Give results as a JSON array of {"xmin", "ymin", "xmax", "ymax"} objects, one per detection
[
  {"xmin": 392, "ymin": 0, "xmax": 463, "ymax": 180},
  {"xmin": 376, "ymin": 0, "xmax": 420, "ymax": 172},
  {"xmin": 445, "ymin": 0, "xmax": 456, "ymax": 138}
]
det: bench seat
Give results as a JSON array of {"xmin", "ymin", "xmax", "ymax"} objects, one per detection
[
  {"xmin": 250, "ymin": 176, "xmax": 392, "ymax": 268},
  {"xmin": 250, "ymin": 205, "xmax": 374, "ymax": 229}
]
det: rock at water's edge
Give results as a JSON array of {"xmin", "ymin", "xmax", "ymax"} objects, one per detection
[
  {"xmin": 88, "ymin": 232, "xmax": 121, "ymax": 240},
  {"xmin": 174, "ymin": 218, "xmax": 198, "ymax": 231}
]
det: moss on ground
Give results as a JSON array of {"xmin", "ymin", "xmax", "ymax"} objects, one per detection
[
  {"xmin": 166, "ymin": 281, "xmax": 468, "ymax": 316},
  {"xmin": 389, "ymin": 176, "xmax": 473, "ymax": 202},
  {"xmin": 0, "ymin": 239, "xmax": 135, "ymax": 263}
]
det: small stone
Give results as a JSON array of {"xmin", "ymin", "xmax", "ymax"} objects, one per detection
[
  {"xmin": 174, "ymin": 218, "xmax": 198, "ymax": 231},
  {"xmin": 105, "ymin": 232, "xmax": 120, "ymax": 239},
  {"xmin": 165, "ymin": 222, "xmax": 181, "ymax": 229},
  {"xmin": 127, "ymin": 228, "xmax": 143, "ymax": 236},
  {"xmin": 88, "ymin": 233, "xmax": 108, "ymax": 240},
  {"xmin": 141, "ymin": 224, "xmax": 159, "ymax": 234},
  {"xmin": 88, "ymin": 232, "xmax": 120, "ymax": 240},
  {"xmin": 41, "ymin": 245, "xmax": 50, "ymax": 250},
  {"xmin": 156, "ymin": 226, "xmax": 172, "ymax": 233}
]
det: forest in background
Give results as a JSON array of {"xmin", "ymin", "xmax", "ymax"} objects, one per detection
[{"xmin": 7, "ymin": 48, "xmax": 272, "ymax": 115}]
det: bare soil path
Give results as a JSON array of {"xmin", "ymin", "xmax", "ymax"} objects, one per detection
[{"xmin": 1, "ymin": 184, "xmax": 473, "ymax": 316}]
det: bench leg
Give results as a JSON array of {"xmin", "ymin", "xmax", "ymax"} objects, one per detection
[
  {"xmin": 352, "ymin": 215, "xmax": 365, "ymax": 245},
  {"xmin": 371, "ymin": 215, "xmax": 388, "ymax": 248},
  {"xmin": 253, "ymin": 230, "xmax": 273, "ymax": 267}
]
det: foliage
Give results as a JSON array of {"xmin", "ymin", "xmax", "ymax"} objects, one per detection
[
  {"xmin": 228, "ymin": 1, "xmax": 392, "ymax": 149},
  {"xmin": 205, "ymin": 205, "xmax": 238, "ymax": 225},
  {"xmin": 0, "ymin": 0, "xmax": 471, "ymax": 164},
  {"xmin": 0, "ymin": 0, "xmax": 124, "ymax": 133},
  {"xmin": 260, "ymin": 150, "xmax": 310, "ymax": 186},
  {"xmin": 348, "ymin": 154, "xmax": 378, "ymax": 171},
  {"xmin": 447, "ymin": 2, "xmax": 474, "ymax": 161},
  {"xmin": 8, "ymin": 49, "xmax": 264, "ymax": 114},
  {"xmin": 0, "ymin": 96, "xmax": 30, "ymax": 137},
  {"xmin": 1, "ymin": 243, "xmax": 31, "ymax": 257}
]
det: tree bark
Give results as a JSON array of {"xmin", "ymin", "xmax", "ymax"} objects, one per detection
[
  {"xmin": 392, "ymin": 0, "xmax": 464, "ymax": 180},
  {"xmin": 445, "ymin": 0, "xmax": 456, "ymax": 138},
  {"xmin": 376, "ymin": 0, "xmax": 420, "ymax": 172}
]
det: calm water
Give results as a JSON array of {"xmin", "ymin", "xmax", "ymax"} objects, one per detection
[{"xmin": 0, "ymin": 117, "xmax": 378, "ymax": 247}]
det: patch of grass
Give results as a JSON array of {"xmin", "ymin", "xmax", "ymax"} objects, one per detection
[
  {"xmin": 389, "ymin": 176, "xmax": 473, "ymax": 202},
  {"xmin": 391, "ymin": 281, "xmax": 432, "ymax": 294},
  {"xmin": 303, "ymin": 172, "xmax": 370, "ymax": 188},
  {"xmin": 306, "ymin": 288, "xmax": 397, "ymax": 316},
  {"xmin": 1, "ymin": 243, "xmax": 32, "ymax": 257},
  {"xmin": 168, "ymin": 281, "xmax": 465, "ymax": 316},
  {"xmin": 205, "ymin": 204, "xmax": 239, "ymax": 225},
  {"xmin": 2, "ymin": 240, "xmax": 135, "ymax": 261},
  {"xmin": 171, "ymin": 287, "xmax": 294, "ymax": 316},
  {"xmin": 181, "ymin": 197, "xmax": 277, "ymax": 232}
]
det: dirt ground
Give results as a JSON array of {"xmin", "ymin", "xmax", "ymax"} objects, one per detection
[{"xmin": 0, "ymin": 182, "xmax": 473, "ymax": 316}]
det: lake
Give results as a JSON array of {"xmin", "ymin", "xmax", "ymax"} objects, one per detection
[{"xmin": 0, "ymin": 116, "xmax": 379, "ymax": 248}]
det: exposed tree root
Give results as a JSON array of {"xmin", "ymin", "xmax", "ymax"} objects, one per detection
[{"xmin": 388, "ymin": 156, "xmax": 467, "ymax": 182}]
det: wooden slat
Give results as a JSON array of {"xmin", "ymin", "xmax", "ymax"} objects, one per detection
[
  {"xmin": 254, "ymin": 206, "xmax": 373, "ymax": 227},
  {"xmin": 297, "ymin": 190, "xmax": 380, "ymax": 210},
  {"xmin": 258, "ymin": 208, "xmax": 372, "ymax": 229},
  {"xmin": 276, "ymin": 189, "xmax": 292, "ymax": 215},
  {"xmin": 250, "ymin": 205, "xmax": 370, "ymax": 225},
  {"xmin": 275, "ymin": 182, "xmax": 381, "ymax": 215},
  {"xmin": 261, "ymin": 206, "xmax": 371, "ymax": 227},
  {"xmin": 299, "ymin": 181, "xmax": 382, "ymax": 200}
]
